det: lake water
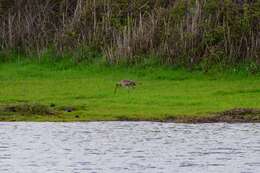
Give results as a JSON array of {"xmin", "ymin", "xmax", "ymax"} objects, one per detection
[{"xmin": 0, "ymin": 122, "xmax": 259, "ymax": 173}]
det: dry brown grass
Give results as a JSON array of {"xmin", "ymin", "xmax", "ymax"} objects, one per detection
[{"xmin": 0, "ymin": 0, "xmax": 259, "ymax": 66}]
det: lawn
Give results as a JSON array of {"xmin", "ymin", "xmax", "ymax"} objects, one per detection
[{"xmin": 0, "ymin": 63, "xmax": 260, "ymax": 122}]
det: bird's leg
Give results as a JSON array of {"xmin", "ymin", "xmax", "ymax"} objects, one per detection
[{"xmin": 114, "ymin": 85, "xmax": 118, "ymax": 94}]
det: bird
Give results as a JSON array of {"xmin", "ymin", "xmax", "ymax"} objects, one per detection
[{"xmin": 114, "ymin": 79, "xmax": 136, "ymax": 94}]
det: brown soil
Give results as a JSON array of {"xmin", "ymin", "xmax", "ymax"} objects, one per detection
[
  {"xmin": 172, "ymin": 108, "xmax": 260, "ymax": 123},
  {"xmin": 1, "ymin": 103, "xmax": 57, "ymax": 115}
]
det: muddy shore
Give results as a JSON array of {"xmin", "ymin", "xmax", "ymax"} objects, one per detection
[{"xmin": 0, "ymin": 103, "xmax": 259, "ymax": 123}]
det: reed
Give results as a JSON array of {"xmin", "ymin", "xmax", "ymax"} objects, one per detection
[{"xmin": 0, "ymin": 0, "xmax": 259, "ymax": 68}]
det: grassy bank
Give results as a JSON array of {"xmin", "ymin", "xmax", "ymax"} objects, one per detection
[{"xmin": 0, "ymin": 62, "xmax": 260, "ymax": 122}]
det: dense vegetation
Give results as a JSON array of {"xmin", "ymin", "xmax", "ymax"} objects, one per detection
[{"xmin": 0, "ymin": 0, "xmax": 259, "ymax": 70}]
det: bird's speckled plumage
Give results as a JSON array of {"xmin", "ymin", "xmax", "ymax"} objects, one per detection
[{"xmin": 114, "ymin": 80, "xmax": 136, "ymax": 93}]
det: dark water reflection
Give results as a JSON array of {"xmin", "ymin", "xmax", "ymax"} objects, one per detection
[{"xmin": 0, "ymin": 122, "xmax": 259, "ymax": 173}]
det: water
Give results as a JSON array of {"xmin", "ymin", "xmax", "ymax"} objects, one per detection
[{"xmin": 0, "ymin": 122, "xmax": 259, "ymax": 173}]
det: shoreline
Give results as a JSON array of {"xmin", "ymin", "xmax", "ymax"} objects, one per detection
[{"xmin": 0, "ymin": 104, "xmax": 259, "ymax": 123}]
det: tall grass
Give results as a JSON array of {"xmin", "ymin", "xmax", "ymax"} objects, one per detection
[{"xmin": 0, "ymin": 0, "xmax": 259, "ymax": 68}]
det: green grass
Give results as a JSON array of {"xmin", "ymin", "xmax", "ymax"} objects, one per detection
[{"xmin": 0, "ymin": 62, "xmax": 260, "ymax": 122}]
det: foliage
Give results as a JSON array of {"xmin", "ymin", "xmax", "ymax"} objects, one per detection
[{"xmin": 0, "ymin": 0, "xmax": 259, "ymax": 67}]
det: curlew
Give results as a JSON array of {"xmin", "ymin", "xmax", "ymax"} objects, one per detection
[{"xmin": 114, "ymin": 80, "xmax": 136, "ymax": 94}]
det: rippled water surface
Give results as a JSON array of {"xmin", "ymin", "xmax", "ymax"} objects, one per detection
[{"xmin": 0, "ymin": 122, "xmax": 260, "ymax": 173}]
